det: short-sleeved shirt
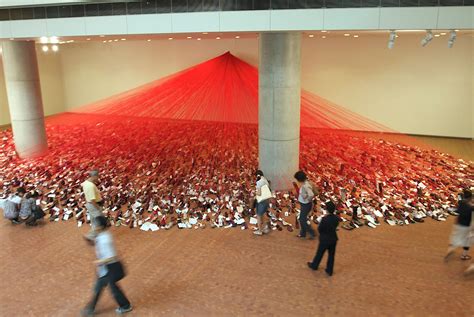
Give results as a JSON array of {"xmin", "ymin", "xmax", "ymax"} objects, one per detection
[
  {"xmin": 3, "ymin": 195, "xmax": 21, "ymax": 219},
  {"xmin": 95, "ymin": 231, "xmax": 117, "ymax": 277},
  {"xmin": 19, "ymin": 197, "xmax": 35, "ymax": 219},
  {"xmin": 457, "ymin": 200, "xmax": 473, "ymax": 227},
  {"xmin": 298, "ymin": 181, "xmax": 315, "ymax": 204},
  {"xmin": 82, "ymin": 180, "xmax": 102, "ymax": 203},
  {"xmin": 256, "ymin": 177, "xmax": 269, "ymax": 191}
]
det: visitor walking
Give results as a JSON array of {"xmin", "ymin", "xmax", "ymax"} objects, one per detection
[
  {"xmin": 307, "ymin": 201, "xmax": 339, "ymax": 276},
  {"xmin": 81, "ymin": 216, "xmax": 132, "ymax": 316},
  {"xmin": 254, "ymin": 170, "xmax": 271, "ymax": 236},
  {"xmin": 445, "ymin": 189, "xmax": 473, "ymax": 262},
  {"xmin": 82, "ymin": 170, "xmax": 104, "ymax": 241},
  {"xmin": 294, "ymin": 171, "xmax": 316, "ymax": 239}
]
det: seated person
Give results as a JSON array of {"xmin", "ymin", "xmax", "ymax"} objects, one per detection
[
  {"xmin": 3, "ymin": 187, "xmax": 26, "ymax": 224},
  {"xmin": 19, "ymin": 191, "xmax": 44, "ymax": 226}
]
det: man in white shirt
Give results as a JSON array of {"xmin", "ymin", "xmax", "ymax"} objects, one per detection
[
  {"xmin": 82, "ymin": 170, "xmax": 104, "ymax": 241},
  {"xmin": 82, "ymin": 216, "xmax": 132, "ymax": 316}
]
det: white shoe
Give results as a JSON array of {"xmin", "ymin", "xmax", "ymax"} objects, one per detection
[{"xmin": 253, "ymin": 230, "xmax": 263, "ymax": 236}]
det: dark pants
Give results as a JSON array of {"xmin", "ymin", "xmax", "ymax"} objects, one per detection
[
  {"xmin": 310, "ymin": 241, "xmax": 337, "ymax": 275},
  {"xmin": 87, "ymin": 274, "xmax": 130, "ymax": 311},
  {"xmin": 299, "ymin": 202, "xmax": 315, "ymax": 238}
]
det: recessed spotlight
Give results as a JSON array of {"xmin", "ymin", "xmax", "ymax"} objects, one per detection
[
  {"xmin": 321, "ymin": 30, "xmax": 327, "ymax": 33},
  {"xmin": 52, "ymin": 45, "xmax": 59, "ymax": 52},
  {"xmin": 344, "ymin": 33, "xmax": 350, "ymax": 37},
  {"xmin": 69, "ymin": 40, "xmax": 74, "ymax": 43},
  {"xmin": 50, "ymin": 36, "xmax": 59, "ymax": 43},
  {"xmin": 353, "ymin": 35, "xmax": 359, "ymax": 38},
  {"xmin": 187, "ymin": 36, "xmax": 192, "ymax": 39},
  {"xmin": 235, "ymin": 36, "xmax": 240, "ymax": 39},
  {"xmin": 309, "ymin": 34, "xmax": 314, "ymax": 38},
  {"xmin": 434, "ymin": 34, "xmax": 440, "ymax": 37},
  {"xmin": 455, "ymin": 29, "xmax": 459, "ymax": 32},
  {"xmin": 216, "ymin": 37, "xmax": 221, "ymax": 40},
  {"xmin": 40, "ymin": 36, "xmax": 48, "ymax": 44},
  {"xmin": 147, "ymin": 39, "xmax": 151, "ymax": 42},
  {"xmin": 114, "ymin": 39, "xmax": 119, "ymax": 42},
  {"xmin": 108, "ymin": 40, "xmax": 113, "ymax": 43},
  {"xmin": 322, "ymin": 36, "xmax": 326, "ymax": 39},
  {"xmin": 197, "ymin": 38, "xmax": 201, "ymax": 41},
  {"xmin": 168, "ymin": 37, "xmax": 173, "ymax": 40},
  {"xmin": 86, "ymin": 38, "xmax": 91, "ymax": 41},
  {"xmin": 121, "ymin": 38, "xmax": 126, "ymax": 41},
  {"xmin": 440, "ymin": 32, "xmax": 446, "ymax": 36},
  {"xmin": 102, "ymin": 40, "xmax": 107, "ymax": 43},
  {"xmin": 42, "ymin": 45, "xmax": 49, "ymax": 52}
]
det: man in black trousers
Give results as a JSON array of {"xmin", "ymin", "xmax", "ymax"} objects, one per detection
[{"xmin": 307, "ymin": 201, "xmax": 339, "ymax": 276}]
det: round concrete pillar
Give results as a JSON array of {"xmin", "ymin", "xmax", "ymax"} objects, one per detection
[
  {"xmin": 1, "ymin": 41, "xmax": 48, "ymax": 158},
  {"xmin": 259, "ymin": 32, "xmax": 301, "ymax": 190}
]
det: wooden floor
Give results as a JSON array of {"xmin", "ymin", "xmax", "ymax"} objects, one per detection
[{"xmin": 0, "ymin": 216, "xmax": 473, "ymax": 317}]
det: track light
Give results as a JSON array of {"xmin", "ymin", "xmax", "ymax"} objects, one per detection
[
  {"xmin": 448, "ymin": 30, "xmax": 456, "ymax": 48},
  {"xmin": 421, "ymin": 30, "xmax": 433, "ymax": 47},
  {"xmin": 388, "ymin": 30, "xmax": 396, "ymax": 49}
]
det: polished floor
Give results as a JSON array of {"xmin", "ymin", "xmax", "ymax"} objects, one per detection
[{"xmin": 0, "ymin": 216, "xmax": 472, "ymax": 316}]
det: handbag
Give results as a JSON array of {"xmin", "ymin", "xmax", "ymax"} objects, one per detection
[
  {"xmin": 256, "ymin": 184, "xmax": 273, "ymax": 203},
  {"xmin": 106, "ymin": 260, "xmax": 126, "ymax": 282}
]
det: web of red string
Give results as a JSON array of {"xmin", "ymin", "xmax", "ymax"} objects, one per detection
[{"xmin": 0, "ymin": 53, "xmax": 472, "ymax": 224}]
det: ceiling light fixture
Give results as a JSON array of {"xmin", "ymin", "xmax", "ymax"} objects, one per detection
[
  {"xmin": 187, "ymin": 36, "xmax": 192, "ymax": 39},
  {"xmin": 322, "ymin": 36, "xmax": 326, "ymax": 39},
  {"xmin": 168, "ymin": 37, "xmax": 173, "ymax": 40},
  {"xmin": 321, "ymin": 30, "xmax": 327, "ymax": 33},
  {"xmin": 309, "ymin": 34, "xmax": 314, "ymax": 38},
  {"xmin": 235, "ymin": 36, "xmax": 240, "ymax": 39},
  {"xmin": 421, "ymin": 30, "xmax": 433, "ymax": 47},
  {"xmin": 52, "ymin": 45, "xmax": 59, "ymax": 52},
  {"xmin": 216, "ymin": 36, "xmax": 221, "ymax": 40},
  {"xmin": 202, "ymin": 32, "xmax": 208, "ymax": 34},
  {"xmin": 42, "ymin": 45, "xmax": 49, "ymax": 52},
  {"xmin": 353, "ymin": 35, "xmax": 359, "ymax": 38},
  {"xmin": 49, "ymin": 36, "xmax": 59, "ymax": 44},
  {"xmin": 121, "ymin": 38, "xmax": 126, "ymax": 41},
  {"xmin": 344, "ymin": 33, "xmax": 350, "ymax": 37},
  {"xmin": 87, "ymin": 38, "xmax": 91, "ymax": 41},
  {"xmin": 388, "ymin": 30, "xmax": 396, "ymax": 49},
  {"xmin": 197, "ymin": 38, "xmax": 201, "ymax": 40},
  {"xmin": 440, "ymin": 32, "xmax": 446, "ymax": 36},
  {"xmin": 448, "ymin": 30, "xmax": 456, "ymax": 48},
  {"xmin": 99, "ymin": 35, "xmax": 105, "ymax": 37},
  {"xmin": 147, "ymin": 39, "xmax": 151, "ymax": 42},
  {"xmin": 40, "ymin": 36, "xmax": 48, "ymax": 44}
]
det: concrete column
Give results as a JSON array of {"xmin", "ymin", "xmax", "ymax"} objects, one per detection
[
  {"xmin": 259, "ymin": 32, "xmax": 301, "ymax": 190},
  {"xmin": 1, "ymin": 41, "xmax": 48, "ymax": 157}
]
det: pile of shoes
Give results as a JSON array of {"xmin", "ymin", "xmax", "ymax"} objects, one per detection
[{"xmin": 0, "ymin": 115, "xmax": 472, "ymax": 233}]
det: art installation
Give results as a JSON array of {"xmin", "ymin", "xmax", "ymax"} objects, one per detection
[{"xmin": 0, "ymin": 53, "xmax": 472, "ymax": 232}]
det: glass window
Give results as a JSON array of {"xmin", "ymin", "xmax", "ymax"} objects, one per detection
[
  {"xmin": 254, "ymin": 0, "xmax": 271, "ymax": 9},
  {"xmin": 361, "ymin": 0, "xmax": 380, "ymax": 6},
  {"xmin": 271, "ymin": 0, "xmax": 290, "ymax": 9},
  {"xmin": 143, "ymin": 0, "xmax": 158, "ymax": 13},
  {"xmin": 172, "ymin": 0, "xmax": 188, "ymax": 12},
  {"xmin": 85, "ymin": 4, "xmax": 99, "ymax": 16},
  {"xmin": 220, "ymin": 0, "xmax": 234, "ymax": 10},
  {"xmin": 289, "ymin": 0, "xmax": 307, "ymax": 8},
  {"xmin": 59, "ymin": 5, "xmax": 72, "ymax": 18},
  {"xmin": 10, "ymin": 8, "xmax": 22, "ymax": 20},
  {"xmin": 419, "ymin": 0, "xmax": 438, "ymax": 4},
  {"xmin": 113, "ymin": 3, "xmax": 127, "ymax": 15},
  {"xmin": 307, "ymin": 0, "xmax": 324, "ymax": 7},
  {"xmin": 71, "ymin": 5, "xmax": 85, "ymax": 17},
  {"xmin": 98, "ymin": 3, "xmax": 113, "ymax": 15},
  {"xmin": 127, "ymin": 2, "xmax": 142, "ymax": 14},
  {"xmin": 381, "ymin": 0, "xmax": 399, "ymax": 6},
  {"xmin": 0, "ymin": 10, "xmax": 10, "ymax": 21},
  {"xmin": 21, "ymin": 8, "xmax": 34, "ymax": 19},
  {"xmin": 34, "ymin": 7, "xmax": 46, "ymax": 19},
  {"xmin": 342, "ymin": 0, "xmax": 361, "ymax": 6},
  {"xmin": 234, "ymin": 0, "xmax": 253, "ymax": 10},
  {"xmin": 188, "ymin": 0, "xmax": 203, "ymax": 11},
  {"xmin": 202, "ymin": 0, "xmax": 219, "ymax": 10},
  {"xmin": 46, "ymin": 6, "xmax": 59, "ymax": 18},
  {"xmin": 325, "ymin": 0, "xmax": 343, "ymax": 7}
]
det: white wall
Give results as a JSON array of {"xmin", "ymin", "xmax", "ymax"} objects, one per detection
[{"xmin": 1, "ymin": 32, "xmax": 473, "ymax": 138}]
